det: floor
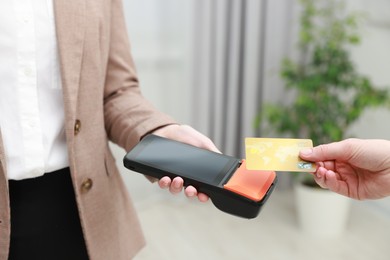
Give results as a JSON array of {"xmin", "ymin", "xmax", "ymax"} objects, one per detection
[{"xmin": 129, "ymin": 187, "xmax": 390, "ymax": 260}]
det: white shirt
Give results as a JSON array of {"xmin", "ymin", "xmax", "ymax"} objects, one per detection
[{"xmin": 0, "ymin": 0, "xmax": 69, "ymax": 180}]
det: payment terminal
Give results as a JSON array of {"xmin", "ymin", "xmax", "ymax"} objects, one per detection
[{"xmin": 123, "ymin": 134, "xmax": 277, "ymax": 218}]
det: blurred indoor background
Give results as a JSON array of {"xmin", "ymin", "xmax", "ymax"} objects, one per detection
[{"xmin": 109, "ymin": 0, "xmax": 390, "ymax": 259}]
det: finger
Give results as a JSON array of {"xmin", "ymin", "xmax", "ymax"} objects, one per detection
[
  {"xmin": 158, "ymin": 176, "xmax": 171, "ymax": 189},
  {"xmin": 299, "ymin": 141, "xmax": 351, "ymax": 162},
  {"xmin": 316, "ymin": 166, "xmax": 327, "ymax": 179},
  {"xmin": 184, "ymin": 186, "xmax": 197, "ymax": 198},
  {"xmin": 314, "ymin": 161, "xmax": 336, "ymax": 173},
  {"xmin": 322, "ymin": 160, "xmax": 336, "ymax": 172},
  {"xmin": 313, "ymin": 168, "xmax": 328, "ymax": 189},
  {"xmin": 179, "ymin": 125, "xmax": 221, "ymax": 153},
  {"xmin": 199, "ymin": 137, "xmax": 221, "ymax": 154},
  {"xmin": 169, "ymin": 177, "xmax": 184, "ymax": 194},
  {"xmin": 323, "ymin": 170, "xmax": 350, "ymax": 198},
  {"xmin": 197, "ymin": 192, "xmax": 209, "ymax": 202},
  {"xmin": 323, "ymin": 170, "xmax": 340, "ymax": 192}
]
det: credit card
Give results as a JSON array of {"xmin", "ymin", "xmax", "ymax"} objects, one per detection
[{"xmin": 245, "ymin": 138, "xmax": 315, "ymax": 172}]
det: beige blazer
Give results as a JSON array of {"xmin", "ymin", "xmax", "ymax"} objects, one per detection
[{"xmin": 0, "ymin": 0, "xmax": 176, "ymax": 259}]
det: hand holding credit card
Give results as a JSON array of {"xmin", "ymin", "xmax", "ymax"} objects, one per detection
[{"xmin": 245, "ymin": 138, "xmax": 315, "ymax": 172}]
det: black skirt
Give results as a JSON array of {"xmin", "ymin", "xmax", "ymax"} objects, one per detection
[{"xmin": 8, "ymin": 168, "xmax": 89, "ymax": 260}]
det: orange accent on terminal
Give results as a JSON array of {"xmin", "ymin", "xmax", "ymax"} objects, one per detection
[{"xmin": 223, "ymin": 160, "xmax": 276, "ymax": 202}]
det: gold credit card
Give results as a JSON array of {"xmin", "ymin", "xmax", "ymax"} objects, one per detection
[{"xmin": 245, "ymin": 138, "xmax": 315, "ymax": 172}]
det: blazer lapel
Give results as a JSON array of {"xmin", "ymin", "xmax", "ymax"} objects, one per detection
[{"xmin": 54, "ymin": 0, "xmax": 86, "ymax": 120}]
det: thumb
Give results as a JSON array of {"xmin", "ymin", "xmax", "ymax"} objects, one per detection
[{"xmin": 299, "ymin": 141, "xmax": 348, "ymax": 162}]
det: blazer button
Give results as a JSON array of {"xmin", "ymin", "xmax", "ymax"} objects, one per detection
[
  {"xmin": 81, "ymin": 178, "xmax": 93, "ymax": 192},
  {"xmin": 74, "ymin": 120, "xmax": 81, "ymax": 135}
]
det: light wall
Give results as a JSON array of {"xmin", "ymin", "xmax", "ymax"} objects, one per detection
[
  {"xmin": 122, "ymin": 0, "xmax": 193, "ymax": 123},
  {"xmin": 347, "ymin": 0, "xmax": 390, "ymax": 139}
]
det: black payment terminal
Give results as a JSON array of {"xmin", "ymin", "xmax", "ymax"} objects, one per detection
[{"xmin": 123, "ymin": 134, "xmax": 277, "ymax": 218}]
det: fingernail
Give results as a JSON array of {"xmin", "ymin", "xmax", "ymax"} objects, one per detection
[
  {"xmin": 316, "ymin": 168, "xmax": 323, "ymax": 178},
  {"xmin": 300, "ymin": 148, "xmax": 313, "ymax": 155},
  {"xmin": 161, "ymin": 181, "xmax": 169, "ymax": 189},
  {"xmin": 174, "ymin": 181, "xmax": 181, "ymax": 189}
]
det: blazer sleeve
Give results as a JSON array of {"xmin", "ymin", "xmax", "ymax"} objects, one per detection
[{"xmin": 103, "ymin": 0, "xmax": 177, "ymax": 151}]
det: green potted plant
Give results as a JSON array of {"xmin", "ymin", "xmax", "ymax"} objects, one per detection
[{"xmin": 255, "ymin": 0, "xmax": 390, "ymax": 236}]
